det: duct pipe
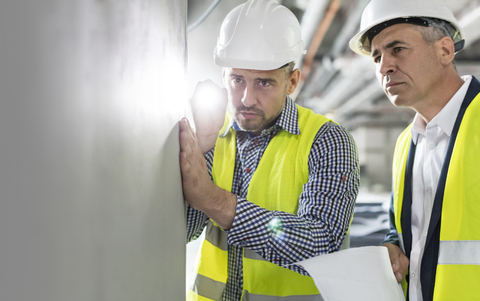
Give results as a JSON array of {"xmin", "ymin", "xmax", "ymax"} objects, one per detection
[{"xmin": 293, "ymin": 0, "xmax": 342, "ymax": 100}]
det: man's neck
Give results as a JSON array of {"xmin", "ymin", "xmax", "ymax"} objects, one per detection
[{"xmin": 415, "ymin": 74, "xmax": 465, "ymax": 124}]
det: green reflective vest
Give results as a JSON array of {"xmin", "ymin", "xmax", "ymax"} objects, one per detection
[
  {"xmin": 188, "ymin": 105, "xmax": 338, "ymax": 301},
  {"xmin": 392, "ymin": 85, "xmax": 480, "ymax": 300}
]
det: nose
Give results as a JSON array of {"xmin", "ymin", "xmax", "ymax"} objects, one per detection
[
  {"xmin": 377, "ymin": 53, "xmax": 396, "ymax": 77},
  {"xmin": 241, "ymin": 86, "xmax": 257, "ymax": 107}
]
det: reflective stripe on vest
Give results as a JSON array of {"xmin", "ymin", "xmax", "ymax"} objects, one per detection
[
  {"xmin": 438, "ymin": 241, "xmax": 480, "ymax": 265},
  {"xmin": 205, "ymin": 219, "xmax": 228, "ymax": 251},
  {"xmin": 189, "ymin": 105, "xmax": 339, "ymax": 300},
  {"xmin": 189, "ymin": 222, "xmax": 335, "ymax": 300},
  {"xmin": 392, "ymin": 87, "xmax": 480, "ymax": 301},
  {"xmin": 191, "ymin": 273, "xmax": 226, "ymax": 301},
  {"xmin": 242, "ymin": 290, "xmax": 325, "ymax": 301}
]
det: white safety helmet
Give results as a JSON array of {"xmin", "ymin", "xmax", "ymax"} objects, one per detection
[
  {"xmin": 213, "ymin": 0, "xmax": 306, "ymax": 70},
  {"xmin": 349, "ymin": 0, "xmax": 465, "ymax": 56}
]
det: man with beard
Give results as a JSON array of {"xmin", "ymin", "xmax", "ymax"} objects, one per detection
[{"xmin": 180, "ymin": 1, "xmax": 360, "ymax": 300}]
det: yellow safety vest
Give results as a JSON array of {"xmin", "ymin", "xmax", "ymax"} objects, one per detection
[
  {"xmin": 188, "ymin": 105, "xmax": 335, "ymax": 300},
  {"xmin": 392, "ymin": 90, "xmax": 480, "ymax": 300}
]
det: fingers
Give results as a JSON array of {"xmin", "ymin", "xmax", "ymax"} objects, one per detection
[
  {"xmin": 391, "ymin": 259, "xmax": 403, "ymax": 282},
  {"xmin": 179, "ymin": 118, "xmax": 195, "ymax": 151},
  {"xmin": 179, "ymin": 117, "xmax": 192, "ymax": 134},
  {"xmin": 179, "ymin": 117, "xmax": 204, "ymax": 177},
  {"xmin": 179, "ymin": 118, "xmax": 195, "ymax": 171},
  {"xmin": 384, "ymin": 243, "xmax": 409, "ymax": 283},
  {"xmin": 392, "ymin": 262, "xmax": 403, "ymax": 283},
  {"xmin": 397, "ymin": 252, "xmax": 410, "ymax": 281},
  {"xmin": 178, "ymin": 117, "xmax": 214, "ymax": 211},
  {"xmin": 395, "ymin": 272, "xmax": 403, "ymax": 283},
  {"xmin": 179, "ymin": 118, "xmax": 189, "ymax": 152}
]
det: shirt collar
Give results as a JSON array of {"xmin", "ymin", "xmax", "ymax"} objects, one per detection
[
  {"xmin": 220, "ymin": 96, "xmax": 301, "ymax": 137},
  {"xmin": 411, "ymin": 75, "xmax": 472, "ymax": 144}
]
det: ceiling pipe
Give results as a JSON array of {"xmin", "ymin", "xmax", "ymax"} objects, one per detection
[
  {"xmin": 292, "ymin": 0, "xmax": 341, "ymax": 100},
  {"xmin": 459, "ymin": 5, "xmax": 480, "ymax": 47},
  {"xmin": 329, "ymin": 0, "xmax": 370, "ymax": 57},
  {"xmin": 298, "ymin": 0, "xmax": 330, "ymax": 55},
  {"xmin": 302, "ymin": 0, "xmax": 342, "ymax": 77},
  {"xmin": 297, "ymin": 0, "xmax": 370, "ymax": 106}
]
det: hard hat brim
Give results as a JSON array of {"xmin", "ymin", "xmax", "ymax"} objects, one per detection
[
  {"xmin": 349, "ymin": 25, "xmax": 375, "ymax": 56},
  {"xmin": 214, "ymin": 49, "xmax": 305, "ymax": 71},
  {"xmin": 214, "ymin": 56, "xmax": 288, "ymax": 71},
  {"xmin": 349, "ymin": 0, "xmax": 465, "ymax": 56}
]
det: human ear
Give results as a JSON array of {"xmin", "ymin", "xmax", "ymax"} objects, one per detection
[
  {"xmin": 436, "ymin": 36, "xmax": 455, "ymax": 66},
  {"xmin": 222, "ymin": 68, "xmax": 227, "ymax": 87},
  {"xmin": 287, "ymin": 68, "xmax": 301, "ymax": 95}
]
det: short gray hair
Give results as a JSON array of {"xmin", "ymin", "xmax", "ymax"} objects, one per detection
[
  {"xmin": 414, "ymin": 25, "xmax": 448, "ymax": 45},
  {"xmin": 413, "ymin": 22, "xmax": 457, "ymax": 68}
]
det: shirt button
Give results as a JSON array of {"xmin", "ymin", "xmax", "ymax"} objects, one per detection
[
  {"xmin": 245, "ymin": 167, "xmax": 251, "ymax": 173},
  {"xmin": 425, "ymin": 187, "xmax": 430, "ymax": 192},
  {"xmin": 429, "ymin": 144, "xmax": 434, "ymax": 150},
  {"xmin": 254, "ymin": 139, "xmax": 259, "ymax": 144},
  {"xmin": 411, "ymin": 273, "xmax": 416, "ymax": 278},
  {"xmin": 424, "ymin": 231, "xmax": 428, "ymax": 237}
]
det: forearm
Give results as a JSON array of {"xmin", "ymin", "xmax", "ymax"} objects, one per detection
[
  {"xmin": 228, "ymin": 199, "xmax": 332, "ymax": 258},
  {"xmin": 192, "ymin": 185, "xmax": 237, "ymax": 230},
  {"xmin": 226, "ymin": 197, "xmax": 354, "ymax": 275},
  {"xmin": 192, "ymin": 146, "xmax": 237, "ymax": 230},
  {"xmin": 184, "ymin": 150, "xmax": 233, "ymax": 240},
  {"xmin": 225, "ymin": 123, "xmax": 360, "ymax": 273},
  {"xmin": 196, "ymin": 133, "xmax": 219, "ymax": 154},
  {"xmin": 381, "ymin": 192, "xmax": 400, "ymax": 247},
  {"xmin": 383, "ymin": 230, "xmax": 400, "ymax": 246}
]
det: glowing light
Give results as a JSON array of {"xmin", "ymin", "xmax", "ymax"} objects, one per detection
[
  {"xmin": 192, "ymin": 82, "xmax": 227, "ymax": 113},
  {"xmin": 275, "ymin": 229, "xmax": 285, "ymax": 240},
  {"xmin": 268, "ymin": 217, "xmax": 282, "ymax": 231}
]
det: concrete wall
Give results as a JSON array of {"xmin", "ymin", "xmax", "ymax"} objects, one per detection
[{"xmin": 2, "ymin": 1, "xmax": 187, "ymax": 300}]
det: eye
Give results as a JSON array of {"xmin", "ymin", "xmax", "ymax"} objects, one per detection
[
  {"xmin": 373, "ymin": 55, "xmax": 381, "ymax": 64},
  {"xmin": 259, "ymin": 80, "xmax": 270, "ymax": 87},
  {"xmin": 393, "ymin": 47, "xmax": 405, "ymax": 53},
  {"xmin": 232, "ymin": 77, "xmax": 244, "ymax": 84}
]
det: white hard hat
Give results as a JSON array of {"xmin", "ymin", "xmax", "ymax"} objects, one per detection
[
  {"xmin": 213, "ymin": 0, "xmax": 306, "ymax": 70},
  {"xmin": 349, "ymin": 0, "xmax": 465, "ymax": 56}
]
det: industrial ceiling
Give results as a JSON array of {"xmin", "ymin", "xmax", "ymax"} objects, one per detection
[{"xmin": 187, "ymin": 0, "xmax": 480, "ymax": 130}]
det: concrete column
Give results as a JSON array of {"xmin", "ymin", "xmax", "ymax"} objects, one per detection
[{"xmin": 2, "ymin": 1, "xmax": 187, "ymax": 300}]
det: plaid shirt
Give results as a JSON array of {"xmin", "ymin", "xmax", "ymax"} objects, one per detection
[{"xmin": 187, "ymin": 97, "xmax": 360, "ymax": 300}]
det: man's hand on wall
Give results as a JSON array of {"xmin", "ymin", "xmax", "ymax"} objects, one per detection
[{"xmin": 179, "ymin": 117, "xmax": 237, "ymax": 230}]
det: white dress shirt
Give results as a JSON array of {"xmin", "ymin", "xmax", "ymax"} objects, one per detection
[{"xmin": 408, "ymin": 75, "xmax": 472, "ymax": 301}]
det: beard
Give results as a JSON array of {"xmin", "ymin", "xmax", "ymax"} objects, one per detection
[
  {"xmin": 232, "ymin": 103, "xmax": 284, "ymax": 134},
  {"xmin": 231, "ymin": 86, "xmax": 288, "ymax": 134}
]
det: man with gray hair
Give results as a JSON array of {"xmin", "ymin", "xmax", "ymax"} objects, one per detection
[{"xmin": 350, "ymin": 0, "xmax": 480, "ymax": 300}]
